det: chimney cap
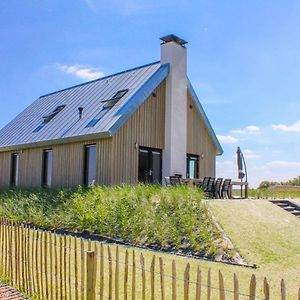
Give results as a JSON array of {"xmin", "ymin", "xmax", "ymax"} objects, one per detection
[{"xmin": 160, "ymin": 34, "xmax": 188, "ymax": 46}]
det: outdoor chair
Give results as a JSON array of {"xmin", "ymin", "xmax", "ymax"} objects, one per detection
[
  {"xmin": 221, "ymin": 179, "xmax": 231, "ymax": 199},
  {"xmin": 214, "ymin": 178, "xmax": 223, "ymax": 198},
  {"xmin": 169, "ymin": 176, "xmax": 182, "ymax": 186},
  {"xmin": 197, "ymin": 176, "xmax": 210, "ymax": 191},
  {"xmin": 206, "ymin": 177, "xmax": 215, "ymax": 198}
]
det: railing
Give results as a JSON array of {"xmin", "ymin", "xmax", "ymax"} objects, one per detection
[{"xmin": 0, "ymin": 218, "xmax": 299, "ymax": 299}]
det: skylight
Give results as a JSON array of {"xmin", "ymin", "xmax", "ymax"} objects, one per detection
[
  {"xmin": 85, "ymin": 89, "xmax": 129, "ymax": 128},
  {"xmin": 85, "ymin": 107, "xmax": 110, "ymax": 128},
  {"xmin": 33, "ymin": 105, "xmax": 66, "ymax": 133},
  {"xmin": 101, "ymin": 89, "xmax": 129, "ymax": 108}
]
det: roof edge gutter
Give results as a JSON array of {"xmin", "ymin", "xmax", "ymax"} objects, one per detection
[{"xmin": 0, "ymin": 131, "xmax": 112, "ymax": 153}]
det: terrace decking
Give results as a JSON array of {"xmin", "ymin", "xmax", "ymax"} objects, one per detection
[{"xmin": 270, "ymin": 200, "xmax": 300, "ymax": 218}]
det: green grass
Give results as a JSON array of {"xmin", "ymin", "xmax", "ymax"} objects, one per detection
[
  {"xmin": 248, "ymin": 188, "xmax": 300, "ymax": 199},
  {"xmin": 0, "ymin": 185, "xmax": 221, "ymax": 257},
  {"xmin": 208, "ymin": 199, "xmax": 300, "ymax": 298}
]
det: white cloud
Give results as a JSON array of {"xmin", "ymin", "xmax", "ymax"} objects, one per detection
[
  {"xmin": 272, "ymin": 120, "xmax": 300, "ymax": 132},
  {"xmin": 57, "ymin": 64, "xmax": 104, "ymax": 81},
  {"xmin": 232, "ymin": 125, "xmax": 260, "ymax": 134},
  {"xmin": 217, "ymin": 135, "xmax": 238, "ymax": 144},
  {"xmin": 232, "ymin": 125, "xmax": 261, "ymax": 135}
]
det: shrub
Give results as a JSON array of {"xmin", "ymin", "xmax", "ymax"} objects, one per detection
[{"xmin": 0, "ymin": 184, "xmax": 221, "ymax": 256}]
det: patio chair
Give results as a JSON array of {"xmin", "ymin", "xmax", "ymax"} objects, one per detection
[
  {"xmin": 169, "ymin": 176, "xmax": 182, "ymax": 186},
  {"xmin": 206, "ymin": 177, "xmax": 215, "ymax": 198},
  {"xmin": 214, "ymin": 178, "xmax": 223, "ymax": 198},
  {"xmin": 221, "ymin": 179, "xmax": 231, "ymax": 199},
  {"xmin": 197, "ymin": 176, "xmax": 210, "ymax": 191}
]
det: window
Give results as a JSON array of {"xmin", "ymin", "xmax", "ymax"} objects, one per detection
[
  {"xmin": 33, "ymin": 105, "xmax": 66, "ymax": 133},
  {"xmin": 186, "ymin": 154, "xmax": 199, "ymax": 179},
  {"xmin": 42, "ymin": 149, "xmax": 53, "ymax": 187},
  {"xmin": 84, "ymin": 144, "xmax": 97, "ymax": 187},
  {"xmin": 85, "ymin": 107, "xmax": 110, "ymax": 128},
  {"xmin": 10, "ymin": 153, "xmax": 20, "ymax": 187},
  {"xmin": 111, "ymin": 89, "xmax": 128, "ymax": 100}
]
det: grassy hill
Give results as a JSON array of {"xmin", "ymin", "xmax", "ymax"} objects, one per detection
[{"xmin": 0, "ymin": 187, "xmax": 299, "ymax": 298}]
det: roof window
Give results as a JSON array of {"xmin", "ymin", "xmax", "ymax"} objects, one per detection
[
  {"xmin": 85, "ymin": 89, "xmax": 129, "ymax": 128},
  {"xmin": 101, "ymin": 89, "xmax": 128, "ymax": 108},
  {"xmin": 85, "ymin": 107, "xmax": 110, "ymax": 128},
  {"xmin": 33, "ymin": 105, "xmax": 66, "ymax": 133}
]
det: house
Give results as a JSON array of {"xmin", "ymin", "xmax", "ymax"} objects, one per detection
[{"xmin": 0, "ymin": 35, "xmax": 223, "ymax": 188}]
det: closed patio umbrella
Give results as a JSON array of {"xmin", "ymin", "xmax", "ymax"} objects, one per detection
[{"xmin": 237, "ymin": 147, "xmax": 248, "ymax": 197}]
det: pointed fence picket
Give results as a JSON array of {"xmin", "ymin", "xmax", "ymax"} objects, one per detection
[{"xmin": 0, "ymin": 218, "xmax": 298, "ymax": 300}]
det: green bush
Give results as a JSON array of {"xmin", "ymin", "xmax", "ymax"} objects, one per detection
[{"xmin": 0, "ymin": 184, "xmax": 221, "ymax": 257}]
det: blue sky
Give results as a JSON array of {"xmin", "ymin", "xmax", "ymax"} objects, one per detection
[{"xmin": 1, "ymin": 0, "xmax": 300, "ymax": 187}]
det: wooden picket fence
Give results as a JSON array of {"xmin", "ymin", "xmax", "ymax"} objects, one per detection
[{"xmin": 0, "ymin": 218, "xmax": 299, "ymax": 299}]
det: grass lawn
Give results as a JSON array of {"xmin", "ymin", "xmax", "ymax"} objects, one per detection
[{"xmin": 207, "ymin": 199, "xmax": 300, "ymax": 299}]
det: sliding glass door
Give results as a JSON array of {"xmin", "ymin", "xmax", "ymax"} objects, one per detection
[{"xmin": 138, "ymin": 147, "xmax": 162, "ymax": 183}]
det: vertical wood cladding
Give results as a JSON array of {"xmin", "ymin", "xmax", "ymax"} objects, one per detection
[
  {"xmin": 187, "ymin": 92, "xmax": 217, "ymax": 177},
  {"xmin": 109, "ymin": 80, "xmax": 166, "ymax": 185}
]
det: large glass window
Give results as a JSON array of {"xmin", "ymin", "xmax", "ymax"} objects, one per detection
[
  {"xmin": 10, "ymin": 153, "xmax": 20, "ymax": 187},
  {"xmin": 84, "ymin": 144, "xmax": 97, "ymax": 187},
  {"xmin": 186, "ymin": 154, "xmax": 199, "ymax": 179},
  {"xmin": 42, "ymin": 149, "xmax": 53, "ymax": 187}
]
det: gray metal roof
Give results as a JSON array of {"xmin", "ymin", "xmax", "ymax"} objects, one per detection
[
  {"xmin": 0, "ymin": 62, "xmax": 168, "ymax": 151},
  {"xmin": 0, "ymin": 61, "xmax": 222, "ymax": 155}
]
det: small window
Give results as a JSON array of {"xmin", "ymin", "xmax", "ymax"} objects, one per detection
[
  {"xmin": 10, "ymin": 153, "xmax": 20, "ymax": 187},
  {"xmin": 112, "ymin": 89, "xmax": 128, "ymax": 100},
  {"xmin": 186, "ymin": 154, "xmax": 199, "ymax": 179},
  {"xmin": 85, "ymin": 107, "xmax": 110, "ymax": 128},
  {"xmin": 84, "ymin": 144, "xmax": 97, "ymax": 187},
  {"xmin": 33, "ymin": 105, "xmax": 66, "ymax": 133},
  {"xmin": 42, "ymin": 149, "xmax": 53, "ymax": 187}
]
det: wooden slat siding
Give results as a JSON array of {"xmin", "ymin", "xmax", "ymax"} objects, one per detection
[
  {"xmin": 19, "ymin": 148, "xmax": 43, "ymax": 186},
  {"xmin": 187, "ymin": 92, "xmax": 217, "ymax": 178},
  {"xmin": 110, "ymin": 81, "xmax": 166, "ymax": 185},
  {"xmin": 0, "ymin": 151, "xmax": 11, "ymax": 186}
]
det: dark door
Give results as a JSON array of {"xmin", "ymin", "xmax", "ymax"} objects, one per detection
[{"xmin": 138, "ymin": 147, "xmax": 162, "ymax": 183}]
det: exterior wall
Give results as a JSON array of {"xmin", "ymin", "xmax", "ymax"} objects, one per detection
[
  {"xmin": 109, "ymin": 80, "xmax": 166, "ymax": 185},
  {"xmin": 187, "ymin": 92, "xmax": 217, "ymax": 178},
  {"xmin": 0, "ymin": 81, "xmax": 166, "ymax": 187}
]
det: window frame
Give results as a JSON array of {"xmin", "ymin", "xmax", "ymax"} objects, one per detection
[
  {"xmin": 84, "ymin": 144, "xmax": 97, "ymax": 187},
  {"xmin": 186, "ymin": 154, "xmax": 199, "ymax": 179},
  {"xmin": 42, "ymin": 149, "xmax": 53, "ymax": 187},
  {"xmin": 10, "ymin": 153, "xmax": 20, "ymax": 187}
]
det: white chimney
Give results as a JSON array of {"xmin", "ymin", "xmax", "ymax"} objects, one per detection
[{"xmin": 160, "ymin": 35, "xmax": 188, "ymax": 179}]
